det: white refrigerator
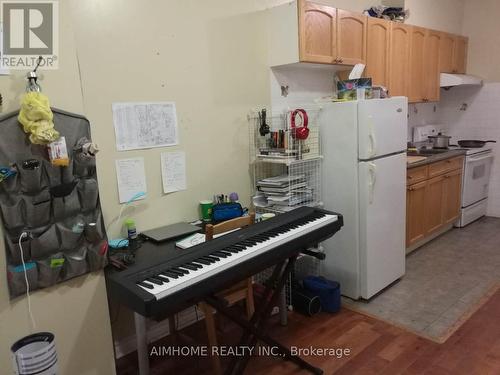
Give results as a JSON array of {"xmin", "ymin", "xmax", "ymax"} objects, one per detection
[{"xmin": 320, "ymin": 97, "xmax": 407, "ymax": 299}]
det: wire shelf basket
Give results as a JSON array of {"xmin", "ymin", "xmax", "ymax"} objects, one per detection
[
  {"xmin": 249, "ymin": 108, "xmax": 323, "ymax": 215},
  {"xmin": 249, "ymin": 107, "xmax": 324, "ymax": 313}
]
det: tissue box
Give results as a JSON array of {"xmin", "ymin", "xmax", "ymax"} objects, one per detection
[{"xmin": 337, "ymin": 78, "xmax": 372, "ymax": 100}]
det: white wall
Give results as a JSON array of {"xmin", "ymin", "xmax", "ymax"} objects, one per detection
[
  {"xmin": 462, "ymin": 0, "xmax": 500, "ymax": 82},
  {"xmin": 0, "ymin": 0, "xmax": 275, "ymax": 370},
  {"xmin": 0, "ymin": 2, "xmax": 116, "ymax": 374},
  {"xmin": 405, "ymin": 0, "xmax": 465, "ymax": 34}
]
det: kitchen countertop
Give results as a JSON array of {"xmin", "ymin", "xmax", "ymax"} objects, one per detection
[{"xmin": 407, "ymin": 149, "xmax": 467, "ymax": 169}]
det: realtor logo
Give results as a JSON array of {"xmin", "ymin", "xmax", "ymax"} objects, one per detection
[{"xmin": 1, "ymin": 0, "xmax": 58, "ymax": 69}]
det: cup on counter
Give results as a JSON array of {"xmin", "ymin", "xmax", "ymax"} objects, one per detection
[{"xmin": 200, "ymin": 200, "xmax": 213, "ymax": 222}]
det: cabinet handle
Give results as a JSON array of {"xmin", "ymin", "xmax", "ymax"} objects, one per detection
[
  {"xmin": 408, "ymin": 187, "xmax": 414, "ymax": 191},
  {"xmin": 333, "ymin": 58, "xmax": 338, "ymax": 63},
  {"xmin": 339, "ymin": 58, "xmax": 344, "ymax": 63}
]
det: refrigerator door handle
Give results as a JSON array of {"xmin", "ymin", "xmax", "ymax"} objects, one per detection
[
  {"xmin": 368, "ymin": 116, "xmax": 377, "ymax": 158},
  {"xmin": 368, "ymin": 162, "xmax": 377, "ymax": 204}
]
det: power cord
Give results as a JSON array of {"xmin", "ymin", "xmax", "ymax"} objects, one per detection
[{"xmin": 18, "ymin": 232, "xmax": 36, "ymax": 332}]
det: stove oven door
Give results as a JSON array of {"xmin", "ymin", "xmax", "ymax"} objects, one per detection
[{"xmin": 462, "ymin": 152, "xmax": 494, "ymax": 207}]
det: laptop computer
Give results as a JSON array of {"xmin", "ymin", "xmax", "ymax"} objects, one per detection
[{"xmin": 140, "ymin": 222, "xmax": 201, "ymax": 243}]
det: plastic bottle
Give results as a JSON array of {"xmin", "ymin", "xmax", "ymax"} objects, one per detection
[{"xmin": 125, "ymin": 218, "xmax": 137, "ymax": 240}]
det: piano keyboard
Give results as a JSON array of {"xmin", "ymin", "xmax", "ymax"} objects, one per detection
[{"xmin": 136, "ymin": 211, "xmax": 338, "ymax": 300}]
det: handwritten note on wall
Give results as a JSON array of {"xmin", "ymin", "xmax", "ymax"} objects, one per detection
[
  {"xmin": 115, "ymin": 158, "xmax": 147, "ymax": 203},
  {"xmin": 112, "ymin": 102, "xmax": 179, "ymax": 151},
  {"xmin": 161, "ymin": 151, "xmax": 187, "ymax": 194}
]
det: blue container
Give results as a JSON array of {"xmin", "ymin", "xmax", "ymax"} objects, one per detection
[{"xmin": 303, "ymin": 276, "xmax": 341, "ymax": 313}]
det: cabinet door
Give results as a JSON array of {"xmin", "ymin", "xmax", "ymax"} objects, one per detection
[
  {"xmin": 406, "ymin": 181, "xmax": 427, "ymax": 247},
  {"xmin": 424, "ymin": 30, "xmax": 441, "ymax": 102},
  {"xmin": 298, "ymin": 0, "xmax": 337, "ymax": 64},
  {"xmin": 389, "ymin": 22, "xmax": 411, "ymax": 97},
  {"xmin": 424, "ymin": 175, "xmax": 446, "ymax": 235},
  {"xmin": 443, "ymin": 169, "xmax": 462, "ymax": 224},
  {"xmin": 453, "ymin": 36, "xmax": 468, "ymax": 73},
  {"xmin": 409, "ymin": 26, "xmax": 426, "ymax": 103},
  {"xmin": 336, "ymin": 9, "xmax": 367, "ymax": 65},
  {"xmin": 439, "ymin": 32, "xmax": 455, "ymax": 73},
  {"xmin": 366, "ymin": 17, "xmax": 390, "ymax": 87}
]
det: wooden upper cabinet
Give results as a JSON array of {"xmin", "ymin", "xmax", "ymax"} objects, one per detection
[
  {"xmin": 454, "ymin": 36, "xmax": 468, "ymax": 73},
  {"xmin": 439, "ymin": 34, "xmax": 468, "ymax": 74},
  {"xmin": 366, "ymin": 17, "xmax": 390, "ymax": 87},
  {"xmin": 336, "ymin": 10, "xmax": 367, "ymax": 65},
  {"xmin": 424, "ymin": 30, "xmax": 441, "ymax": 102},
  {"xmin": 388, "ymin": 22, "xmax": 411, "ymax": 97},
  {"xmin": 409, "ymin": 26, "xmax": 426, "ymax": 103},
  {"xmin": 439, "ymin": 32, "xmax": 455, "ymax": 73},
  {"xmin": 298, "ymin": 1, "xmax": 336, "ymax": 64}
]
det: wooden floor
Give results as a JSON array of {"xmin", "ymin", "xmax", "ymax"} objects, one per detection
[{"xmin": 116, "ymin": 289, "xmax": 500, "ymax": 375}]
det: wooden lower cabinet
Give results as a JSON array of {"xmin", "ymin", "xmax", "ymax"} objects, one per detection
[
  {"xmin": 406, "ymin": 180, "xmax": 427, "ymax": 246},
  {"xmin": 443, "ymin": 168, "xmax": 463, "ymax": 224},
  {"xmin": 406, "ymin": 157, "xmax": 464, "ymax": 248},
  {"xmin": 424, "ymin": 175, "xmax": 446, "ymax": 235}
]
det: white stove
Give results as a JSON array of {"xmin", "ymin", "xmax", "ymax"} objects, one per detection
[
  {"xmin": 449, "ymin": 144, "xmax": 493, "ymax": 156},
  {"xmin": 412, "ymin": 124, "xmax": 494, "ymax": 227}
]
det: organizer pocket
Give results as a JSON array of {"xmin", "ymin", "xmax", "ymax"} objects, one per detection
[
  {"xmin": 56, "ymin": 221, "xmax": 84, "ymax": 251},
  {"xmin": 84, "ymin": 210, "xmax": 105, "ymax": 243},
  {"xmin": 37, "ymin": 253, "xmax": 64, "ymax": 287},
  {"xmin": 60, "ymin": 159, "xmax": 74, "ymax": 185},
  {"xmin": 7, "ymin": 263, "xmax": 38, "ymax": 298},
  {"xmin": 63, "ymin": 247, "xmax": 88, "ymax": 280},
  {"xmin": 74, "ymin": 158, "xmax": 96, "ymax": 178},
  {"xmin": 30, "ymin": 225, "xmax": 60, "ymax": 259},
  {"xmin": 0, "ymin": 168, "xmax": 19, "ymax": 194},
  {"xmin": 5, "ymin": 236, "xmax": 31, "ymax": 265},
  {"xmin": 25, "ymin": 190, "xmax": 51, "ymax": 228},
  {"xmin": 43, "ymin": 160, "xmax": 62, "ymax": 187},
  {"xmin": 87, "ymin": 240, "xmax": 108, "ymax": 272},
  {"xmin": 0, "ymin": 196, "xmax": 25, "ymax": 230},
  {"xmin": 53, "ymin": 185, "xmax": 80, "ymax": 221},
  {"xmin": 78, "ymin": 178, "xmax": 99, "ymax": 212},
  {"xmin": 17, "ymin": 158, "xmax": 45, "ymax": 193}
]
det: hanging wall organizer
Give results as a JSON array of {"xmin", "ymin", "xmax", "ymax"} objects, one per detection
[{"xmin": 0, "ymin": 105, "xmax": 108, "ymax": 299}]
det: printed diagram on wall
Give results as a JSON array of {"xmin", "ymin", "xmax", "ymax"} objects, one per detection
[
  {"xmin": 112, "ymin": 102, "xmax": 178, "ymax": 151},
  {"xmin": 161, "ymin": 151, "xmax": 186, "ymax": 194},
  {"xmin": 115, "ymin": 157, "xmax": 148, "ymax": 203}
]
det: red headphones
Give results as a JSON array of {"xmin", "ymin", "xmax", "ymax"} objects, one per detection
[{"xmin": 290, "ymin": 109, "xmax": 309, "ymax": 140}]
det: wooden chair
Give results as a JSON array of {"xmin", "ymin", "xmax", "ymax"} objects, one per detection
[{"xmin": 199, "ymin": 212, "xmax": 256, "ymax": 375}]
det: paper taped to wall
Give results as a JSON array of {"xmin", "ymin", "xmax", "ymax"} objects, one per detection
[
  {"xmin": 115, "ymin": 157, "xmax": 147, "ymax": 203},
  {"xmin": 112, "ymin": 102, "xmax": 178, "ymax": 151},
  {"xmin": 161, "ymin": 151, "xmax": 186, "ymax": 194}
]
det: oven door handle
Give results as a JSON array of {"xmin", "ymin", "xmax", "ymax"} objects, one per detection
[{"xmin": 467, "ymin": 154, "xmax": 494, "ymax": 163}]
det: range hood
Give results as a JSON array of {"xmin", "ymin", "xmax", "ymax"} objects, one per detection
[{"xmin": 440, "ymin": 73, "xmax": 483, "ymax": 88}]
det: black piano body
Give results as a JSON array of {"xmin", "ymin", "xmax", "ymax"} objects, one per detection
[{"xmin": 106, "ymin": 207, "xmax": 343, "ymax": 318}]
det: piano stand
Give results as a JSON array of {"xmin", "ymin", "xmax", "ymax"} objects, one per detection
[{"xmin": 204, "ymin": 254, "xmax": 323, "ymax": 375}]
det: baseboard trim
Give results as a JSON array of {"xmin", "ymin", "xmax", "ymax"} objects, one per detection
[{"xmin": 406, "ymin": 224, "xmax": 453, "ymax": 255}]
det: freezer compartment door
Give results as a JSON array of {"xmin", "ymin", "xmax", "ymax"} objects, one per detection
[
  {"xmin": 358, "ymin": 97, "xmax": 408, "ymax": 160},
  {"xmin": 358, "ymin": 153, "xmax": 406, "ymax": 298}
]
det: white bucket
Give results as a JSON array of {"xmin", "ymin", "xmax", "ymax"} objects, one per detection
[{"xmin": 11, "ymin": 332, "xmax": 57, "ymax": 375}]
